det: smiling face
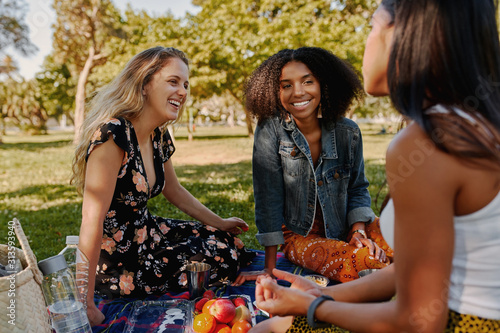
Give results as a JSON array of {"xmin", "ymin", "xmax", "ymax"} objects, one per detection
[
  {"xmin": 362, "ymin": 5, "xmax": 394, "ymax": 96},
  {"xmin": 142, "ymin": 57, "xmax": 189, "ymax": 124},
  {"xmin": 279, "ymin": 61, "xmax": 321, "ymax": 124}
]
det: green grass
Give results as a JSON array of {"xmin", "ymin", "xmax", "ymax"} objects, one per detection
[{"xmin": 0, "ymin": 124, "xmax": 394, "ymax": 261}]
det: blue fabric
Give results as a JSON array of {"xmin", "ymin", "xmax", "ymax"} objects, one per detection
[
  {"xmin": 91, "ymin": 250, "xmax": 309, "ymax": 332},
  {"xmin": 253, "ymin": 116, "xmax": 375, "ymax": 246}
]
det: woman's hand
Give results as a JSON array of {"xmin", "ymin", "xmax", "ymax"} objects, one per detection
[
  {"xmin": 349, "ymin": 235, "xmax": 387, "ymax": 262},
  {"xmin": 216, "ymin": 217, "xmax": 249, "ymax": 235},
  {"xmin": 232, "ymin": 268, "xmax": 273, "ymax": 286},
  {"xmin": 271, "ymin": 269, "xmax": 322, "ymax": 297},
  {"xmin": 255, "ymin": 274, "xmax": 314, "ymax": 317},
  {"xmin": 86, "ymin": 301, "xmax": 105, "ymax": 327}
]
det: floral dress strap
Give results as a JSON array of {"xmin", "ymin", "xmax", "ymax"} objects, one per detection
[{"xmin": 86, "ymin": 117, "xmax": 131, "ymax": 162}]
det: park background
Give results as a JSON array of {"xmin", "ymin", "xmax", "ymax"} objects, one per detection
[{"xmin": 1, "ymin": 0, "xmax": 399, "ymax": 261}]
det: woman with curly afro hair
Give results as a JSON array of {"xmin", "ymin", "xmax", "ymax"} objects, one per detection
[{"xmin": 233, "ymin": 47, "xmax": 393, "ymax": 287}]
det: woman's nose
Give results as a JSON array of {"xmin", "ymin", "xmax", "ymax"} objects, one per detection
[{"xmin": 293, "ymin": 84, "xmax": 305, "ymax": 96}]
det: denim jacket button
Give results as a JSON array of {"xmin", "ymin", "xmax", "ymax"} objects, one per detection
[
  {"xmin": 291, "ymin": 150, "xmax": 297, "ymax": 157},
  {"xmin": 334, "ymin": 172, "xmax": 340, "ymax": 179},
  {"xmin": 317, "ymin": 180, "xmax": 324, "ymax": 186}
]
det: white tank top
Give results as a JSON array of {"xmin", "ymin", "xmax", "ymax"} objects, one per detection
[{"xmin": 380, "ymin": 191, "xmax": 500, "ymax": 319}]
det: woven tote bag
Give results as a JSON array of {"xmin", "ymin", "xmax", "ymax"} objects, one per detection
[{"xmin": 0, "ymin": 218, "xmax": 51, "ymax": 332}]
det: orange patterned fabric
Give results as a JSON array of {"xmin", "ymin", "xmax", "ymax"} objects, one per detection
[{"xmin": 282, "ymin": 214, "xmax": 393, "ymax": 283}]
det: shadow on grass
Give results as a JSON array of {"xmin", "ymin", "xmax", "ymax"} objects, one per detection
[
  {"xmin": 0, "ymin": 184, "xmax": 78, "ymax": 202},
  {"xmin": 1, "ymin": 159, "xmax": 390, "ymax": 259},
  {"xmin": 174, "ymin": 134, "xmax": 251, "ymax": 141},
  {"xmin": 0, "ymin": 140, "xmax": 73, "ymax": 151}
]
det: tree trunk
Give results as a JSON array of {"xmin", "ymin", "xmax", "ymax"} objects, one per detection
[
  {"xmin": 227, "ymin": 89, "xmax": 254, "ymax": 137},
  {"xmin": 73, "ymin": 46, "xmax": 95, "ymax": 144}
]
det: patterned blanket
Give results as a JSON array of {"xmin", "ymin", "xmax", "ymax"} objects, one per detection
[{"xmin": 92, "ymin": 250, "xmax": 309, "ymax": 332}]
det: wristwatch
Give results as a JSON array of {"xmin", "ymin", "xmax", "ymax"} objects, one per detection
[
  {"xmin": 307, "ymin": 295, "xmax": 335, "ymax": 328},
  {"xmin": 352, "ymin": 229, "xmax": 367, "ymax": 238}
]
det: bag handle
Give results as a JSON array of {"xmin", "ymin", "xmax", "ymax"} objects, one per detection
[{"xmin": 12, "ymin": 218, "xmax": 44, "ymax": 285}]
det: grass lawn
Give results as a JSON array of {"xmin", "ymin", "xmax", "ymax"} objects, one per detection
[{"xmin": 0, "ymin": 123, "xmax": 395, "ymax": 261}]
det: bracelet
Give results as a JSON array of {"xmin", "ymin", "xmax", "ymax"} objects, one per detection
[
  {"xmin": 352, "ymin": 229, "xmax": 367, "ymax": 238},
  {"xmin": 307, "ymin": 295, "xmax": 335, "ymax": 328}
]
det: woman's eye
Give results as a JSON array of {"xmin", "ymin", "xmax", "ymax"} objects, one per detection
[
  {"xmin": 304, "ymin": 80, "xmax": 313, "ymax": 85},
  {"xmin": 169, "ymin": 80, "xmax": 178, "ymax": 85},
  {"xmin": 282, "ymin": 84, "xmax": 291, "ymax": 89}
]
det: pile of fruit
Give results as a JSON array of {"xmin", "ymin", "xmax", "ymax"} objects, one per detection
[{"xmin": 192, "ymin": 290, "xmax": 253, "ymax": 333}]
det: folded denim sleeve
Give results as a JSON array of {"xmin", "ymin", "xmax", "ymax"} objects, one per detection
[
  {"xmin": 347, "ymin": 206, "xmax": 376, "ymax": 227},
  {"xmin": 256, "ymin": 231, "xmax": 285, "ymax": 247}
]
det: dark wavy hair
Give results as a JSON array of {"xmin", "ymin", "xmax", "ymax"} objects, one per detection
[
  {"xmin": 383, "ymin": 0, "xmax": 500, "ymax": 163},
  {"xmin": 245, "ymin": 47, "xmax": 363, "ymax": 124}
]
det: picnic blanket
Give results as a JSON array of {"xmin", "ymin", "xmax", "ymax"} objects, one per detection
[{"xmin": 92, "ymin": 250, "xmax": 311, "ymax": 333}]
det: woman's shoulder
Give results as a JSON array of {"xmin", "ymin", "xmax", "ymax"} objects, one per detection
[{"xmin": 385, "ymin": 122, "xmax": 459, "ymax": 182}]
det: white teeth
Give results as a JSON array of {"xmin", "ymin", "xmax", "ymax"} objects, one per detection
[
  {"xmin": 292, "ymin": 100, "xmax": 310, "ymax": 107},
  {"xmin": 168, "ymin": 100, "xmax": 180, "ymax": 106}
]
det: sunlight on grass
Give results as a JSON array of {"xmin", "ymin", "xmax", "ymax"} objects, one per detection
[{"xmin": 1, "ymin": 125, "xmax": 393, "ymax": 260}]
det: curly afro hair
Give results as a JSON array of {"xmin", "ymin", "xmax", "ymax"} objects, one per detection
[{"xmin": 245, "ymin": 47, "xmax": 364, "ymax": 124}]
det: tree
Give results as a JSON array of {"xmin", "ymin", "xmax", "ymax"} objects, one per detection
[
  {"xmin": 37, "ymin": 55, "xmax": 76, "ymax": 126},
  {"xmin": 0, "ymin": 0, "xmax": 37, "ymax": 141},
  {"xmin": 184, "ymin": 0, "xmax": 377, "ymax": 136},
  {"xmin": 0, "ymin": 78, "xmax": 48, "ymax": 134},
  {"xmin": 0, "ymin": 55, "xmax": 18, "ymax": 78},
  {"xmin": 0, "ymin": 0, "xmax": 37, "ymax": 56},
  {"xmin": 51, "ymin": 0, "xmax": 126, "ymax": 143}
]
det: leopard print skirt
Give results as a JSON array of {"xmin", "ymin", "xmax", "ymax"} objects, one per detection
[{"xmin": 286, "ymin": 311, "xmax": 500, "ymax": 332}]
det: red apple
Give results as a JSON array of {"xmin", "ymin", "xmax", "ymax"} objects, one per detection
[
  {"xmin": 203, "ymin": 289, "xmax": 216, "ymax": 299},
  {"xmin": 209, "ymin": 298, "xmax": 236, "ymax": 324},
  {"xmin": 229, "ymin": 305, "xmax": 251, "ymax": 327},
  {"xmin": 195, "ymin": 297, "xmax": 209, "ymax": 313},
  {"xmin": 232, "ymin": 297, "xmax": 246, "ymax": 308}
]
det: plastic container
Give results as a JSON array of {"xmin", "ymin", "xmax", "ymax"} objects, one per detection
[
  {"xmin": 59, "ymin": 236, "xmax": 90, "ymax": 310},
  {"xmin": 124, "ymin": 299, "xmax": 194, "ymax": 333},
  {"xmin": 59, "ymin": 236, "xmax": 79, "ymax": 277},
  {"xmin": 38, "ymin": 254, "xmax": 92, "ymax": 333}
]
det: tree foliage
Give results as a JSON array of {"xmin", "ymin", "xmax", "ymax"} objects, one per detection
[
  {"xmin": 0, "ymin": 78, "xmax": 48, "ymax": 134},
  {"xmin": 183, "ymin": 0, "xmax": 378, "ymax": 135},
  {"xmin": 0, "ymin": 0, "xmax": 37, "ymax": 56},
  {"xmin": 6, "ymin": 0, "xmax": 391, "ymax": 138},
  {"xmin": 52, "ymin": 0, "xmax": 126, "ymax": 142}
]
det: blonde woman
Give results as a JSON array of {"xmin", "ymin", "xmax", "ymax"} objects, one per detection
[{"xmin": 72, "ymin": 47, "xmax": 255, "ymax": 326}]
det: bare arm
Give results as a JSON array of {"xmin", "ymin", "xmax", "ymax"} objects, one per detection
[
  {"xmin": 161, "ymin": 158, "xmax": 248, "ymax": 233},
  {"xmin": 79, "ymin": 139, "xmax": 123, "ymax": 326},
  {"xmin": 256, "ymin": 124, "xmax": 457, "ymax": 333}
]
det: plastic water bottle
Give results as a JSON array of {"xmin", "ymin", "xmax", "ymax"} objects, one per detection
[
  {"xmin": 59, "ymin": 236, "xmax": 79, "ymax": 277},
  {"xmin": 38, "ymin": 254, "xmax": 92, "ymax": 333},
  {"xmin": 59, "ymin": 236, "xmax": 90, "ymax": 310}
]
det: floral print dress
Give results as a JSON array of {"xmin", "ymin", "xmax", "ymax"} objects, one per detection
[{"xmin": 86, "ymin": 117, "xmax": 255, "ymax": 299}]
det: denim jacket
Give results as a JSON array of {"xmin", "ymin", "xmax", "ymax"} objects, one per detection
[{"xmin": 253, "ymin": 116, "xmax": 375, "ymax": 247}]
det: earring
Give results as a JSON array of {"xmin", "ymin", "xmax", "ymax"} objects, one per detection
[{"xmin": 317, "ymin": 103, "xmax": 323, "ymax": 118}]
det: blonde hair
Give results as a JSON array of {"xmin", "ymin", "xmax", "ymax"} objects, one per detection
[{"xmin": 71, "ymin": 46, "xmax": 189, "ymax": 194}]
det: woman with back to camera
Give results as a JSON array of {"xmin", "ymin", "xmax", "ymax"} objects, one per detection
[
  {"xmin": 71, "ymin": 47, "xmax": 255, "ymax": 326},
  {"xmin": 234, "ymin": 46, "xmax": 392, "ymax": 287},
  {"xmin": 251, "ymin": 0, "xmax": 500, "ymax": 332}
]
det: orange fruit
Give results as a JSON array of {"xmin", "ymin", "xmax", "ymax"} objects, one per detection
[
  {"xmin": 214, "ymin": 323, "xmax": 231, "ymax": 333},
  {"xmin": 231, "ymin": 320, "xmax": 252, "ymax": 333},
  {"xmin": 202, "ymin": 299, "xmax": 217, "ymax": 314},
  {"xmin": 193, "ymin": 313, "xmax": 217, "ymax": 333}
]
